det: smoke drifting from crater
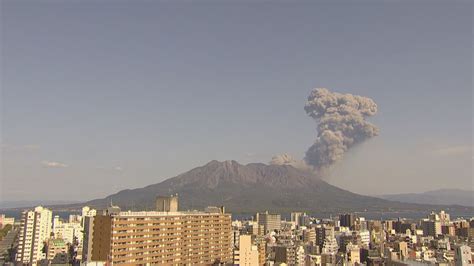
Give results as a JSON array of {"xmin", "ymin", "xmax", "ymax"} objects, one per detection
[
  {"xmin": 270, "ymin": 153, "xmax": 311, "ymax": 171},
  {"xmin": 304, "ymin": 88, "xmax": 379, "ymax": 169}
]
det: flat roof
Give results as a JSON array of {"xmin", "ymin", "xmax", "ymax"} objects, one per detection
[{"xmin": 114, "ymin": 210, "xmax": 228, "ymax": 217}]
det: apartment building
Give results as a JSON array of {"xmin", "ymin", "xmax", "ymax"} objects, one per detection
[
  {"xmin": 16, "ymin": 206, "xmax": 53, "ymax": 264},
  {"xmin": 83, "ymin": 208, "xmax": 232, "ymax": 265}
]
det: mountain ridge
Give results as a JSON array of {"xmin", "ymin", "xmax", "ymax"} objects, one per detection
[
  {"xmin": 379, "ymin": 189, "xmax": 474, "ymax": 207},
  {"xmin": 80, "ymin": 160, "xmax": 474, "ymax": 215}
]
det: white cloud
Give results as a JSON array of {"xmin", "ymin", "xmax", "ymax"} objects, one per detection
[{"xmin": 42, "ymin": 161, "xmax": 68, "ymax": 168}]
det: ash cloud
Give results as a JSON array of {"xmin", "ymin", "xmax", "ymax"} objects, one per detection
[
  {"xmin": 270, "ymin": 153, "xmax": 311, "ymax": 171},
  {"xmin": 304, "ymin": 88, "xmax": 379, "ymax": 169}
]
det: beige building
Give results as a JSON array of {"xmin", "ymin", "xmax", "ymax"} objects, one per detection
[
  {"xmin": 395, "ymin": 241, "xmax": 408, "ymax": 260},
  {"xmin": 0, "ymin": 215, "xmax": 14, "ymax": 229},
  {"xmin": 303, "ymin": 228, "xmax": 316, "ymax": 245},
  {"xmin": 346, "ymin": 243, "xmax": 361, "ymax": 265},
  {"xmin": 234, "ymin": 235, "xmax": 259, "ymax": 266},
  {"xmin": 47, "ymin": 238, "xmax": 68, "ymax": 263},
  {"xmin": 83, "ymin": 208, "xmax": 232, "ymax": 265}
]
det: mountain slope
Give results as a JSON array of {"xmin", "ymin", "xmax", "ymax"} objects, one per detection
[
  {"xmin": 379, "ymin": 189, "xmax": 474, "ymax": 207},
  {"xmin": 84, "ymin": 160, "xmax": 472, "ymax": 214}
]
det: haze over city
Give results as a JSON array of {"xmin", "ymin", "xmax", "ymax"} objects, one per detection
[{"xmin": 1, "ymin": 2, "xmax": 472, "ymax": 202}]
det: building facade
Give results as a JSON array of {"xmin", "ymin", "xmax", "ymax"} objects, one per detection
[
  {"xmin": 16, "ymin": 206, "xmax": 53, "ymax": 264},
  {"xmin": 155, "ymin": 194, "xmax": 179, "ymax": 212},
  {"xmin": 256, "ymin": 211, "xmax": 281, "ymax": 234},
  {"xmin": 234, "ymin": 235, "xmax": 259, "ymax": 266},
  {"xmin": 83, "ymin": 209, "xmax": 232, "ymax": 265}
]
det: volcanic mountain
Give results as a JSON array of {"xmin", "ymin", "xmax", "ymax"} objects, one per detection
[{"xmin": 82, "ymin": 160, "xmax": 473, "ymax": 215}]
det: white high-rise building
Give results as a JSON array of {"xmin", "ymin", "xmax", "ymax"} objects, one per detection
[
  {"xmin": 455, "ymin": 245, "xmax": 472, "ymax": 266},
  {"xmin": 16, "ymin": 206, "xmax": 53, "ymax": 264},
  {"xmin": 52, "ymin": 218, "xmax": 83, "ymax": 245},
  {"xmin": 295, "ymin": 245, "xmax": 306, "ymax": 266},
  {"xmin": 359, "ymin": 230, "xmax": 370, "ymax": 247},
  {"xmin": 322, "ymin": 235, "xmax": 339, "ymax": 255}
]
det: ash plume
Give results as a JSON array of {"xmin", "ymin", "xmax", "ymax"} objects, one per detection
[
  {"xmin": 304, "ymin": 88, "xmax": 379, "ymax": 169},
  {"xmin": 270, "ymin": 153, "xmax": 311, "ymax": 171}
]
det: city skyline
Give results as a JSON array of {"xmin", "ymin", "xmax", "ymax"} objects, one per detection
[
  {"xmin": 4, "ymin": 201, "xmax": 473, "ymax": 265},
  {"xmin": 2, "ymin": 2, "xmax": 473, "ymax": 201}
]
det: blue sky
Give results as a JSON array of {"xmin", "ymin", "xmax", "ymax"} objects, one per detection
[{"xmin": 1, "ymin": 1, "xmax": 472, "ymax": 201}]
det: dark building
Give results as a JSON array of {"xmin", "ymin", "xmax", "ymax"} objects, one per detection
[
  {"xmin": 393, "ymin": 219, "xmax": 414, "ymax": 234},
  {"xmin": 340, "ymin": 213, "xmax": 356, "ymax": 229}
]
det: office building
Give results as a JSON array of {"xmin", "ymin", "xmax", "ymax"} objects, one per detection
[{"xmin": 256, "ymin": 211, "xmax": 281, "ymax": 234}]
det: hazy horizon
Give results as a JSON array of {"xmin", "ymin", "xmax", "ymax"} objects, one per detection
[{"xmin": 1, "ymin": 1, "xmax": 472, "ymax": 201}]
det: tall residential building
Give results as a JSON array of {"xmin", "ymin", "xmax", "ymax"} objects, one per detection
[
  {"xmin": 316, "ymin": 225, "xmax": 334, "ymax": 250},
  {"xmin": 274, "ymin": 245, "xmax": 296, "ymax": 265},
  {"xmin": 422, "ymin": 219, "xmax": 441, "ymax": 237},
  {"xmin": 81, "ymin": 206, "xmax": 97, "ymax": 228},
  {"xmin": 155, "ymin": 194, "xmax": 179, "ymax": 212},
  {"xmin": 83, "ymin": 208, "xmax": 232, "ymax": 265},
  {"xmin": 234, "ymin": 235, "xmax": 259, "ymax": 266},
  {"xmin": 303, "ymin": 228, "xmax": 316, "ymax": 245},
  {"xmin": 255, "ymin": 237, "xmax": 266, "ymax": 266},
  {"xmin": 82, "ymin": 215, "xmax": 95, "ymax": 264},
  {"xmin": 455, "ymin": 245, "xmax": 472, "ymax": 266},
  {"xmin": 16, "ymin": 206, "xmax": 53, "ymax": 264},
  {"xmin": 256, "ymin": 211, "xmax": 281, "ymax": 234},
  {"xmin": 322, "ymin": 235, "xmax": 339, "ymax": 255},
  {"xmin": 295, "ymin": 245, "xmax": 305, "ymax": 266},
  {"xmin": 359, "ymin": 230, "xmax": 370, "ymax": 247}
]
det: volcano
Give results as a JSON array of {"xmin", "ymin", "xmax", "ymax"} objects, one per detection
[{"xmin": 80, "ymin": 160, "xmax": 473, "ymax": 215}]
